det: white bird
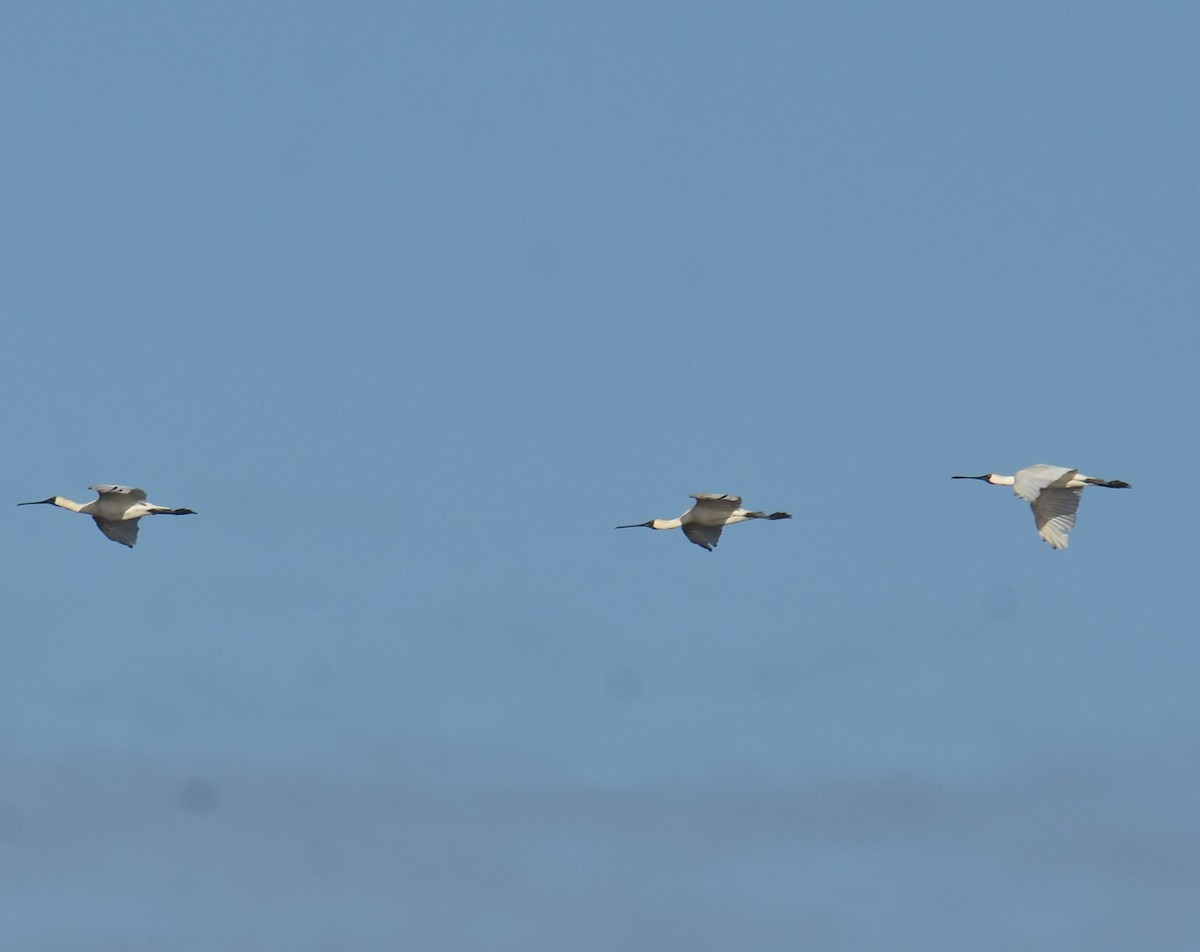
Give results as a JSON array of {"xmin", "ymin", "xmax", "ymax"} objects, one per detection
[
  {"xmin": 616, "ymin": 493, "xmax": 791, "ymax": 551},
  {"xmin": 952, "ymin": 464, "xmax": 1130, "ymax": 549},
  {"xmin": 18, "ymin": 484, "xmax": 196, "ymax": 548}
]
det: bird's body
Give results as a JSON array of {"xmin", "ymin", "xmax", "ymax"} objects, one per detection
[
  {"xmin": 616, "ymin": 493, "xmax": 791, "ymax": 551},
  {"xmin": 953, "ymin": 464, "xmax": 1129, "ymax": 549},
  {"xmin": 19, "ymin": 484, "xmax": 195, "ymax": 547}
]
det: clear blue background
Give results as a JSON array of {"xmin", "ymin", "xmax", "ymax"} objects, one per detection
[{"xmin": 2, "ymin": 3, "xmax": 1198, "ymax": 949}]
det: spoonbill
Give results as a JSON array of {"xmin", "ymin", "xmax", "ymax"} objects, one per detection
[
  {"xmin": 616, "ymin": 493, "xmax": 791, "ymax": 551},
  {"xmin": 18, "ymin": 484, "xmax": 195, "ymax": 548},
  {"xmin": 952, "ymin": 464, "xmax": 1129, "ymax": 549}
]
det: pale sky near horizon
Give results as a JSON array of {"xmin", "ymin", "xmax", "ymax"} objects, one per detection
[{"xmin": 3, "ymin": 4, "xmax": 1199, "ymax": 950}]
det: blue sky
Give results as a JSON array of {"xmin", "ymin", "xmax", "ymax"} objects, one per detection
[{"xmin": 2, "ymin": 3, "xmax": 1199, "ymax": 949}]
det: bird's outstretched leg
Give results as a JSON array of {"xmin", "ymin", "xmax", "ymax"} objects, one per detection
[
  {"xmin": 1086, "ymin": 479, "xmax": 1131, "ymax": 489},
  {"xmin": 766, "ymin": 512, "xmax": 792, "ymax": 520}
]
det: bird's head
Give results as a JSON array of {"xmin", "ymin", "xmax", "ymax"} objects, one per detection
[
  {"xmin": 951, "ymin": 474, "xmax": 997, "ymax": 484},
  {"xmin": 615, "ymin": 520, "xmax": 655, "ymax": 530},
  {"xmin": 17, "ymin": 496, "xmax": 58, "ymax": 507}
]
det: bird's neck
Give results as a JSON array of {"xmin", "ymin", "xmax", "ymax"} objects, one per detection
[
  {"xmin": 52, "ymin": 496, "xmax": 87, "ymax": 512},
  {"xmin": 988, "ymin": 474, "xmax": 1016, "ymax": 487},
  {"xmin": 652, "ymin": 517, "xmax": 683, "ymax": 530}
]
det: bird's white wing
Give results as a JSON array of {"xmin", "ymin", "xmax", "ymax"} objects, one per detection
[
  {"xmin": 689, "ymin": 493, "xmax": 741, "ymax": 518},
  {"xmin": 682, "ymin": 522, "xmax": 723, "ymax": 551},
  {"xmin": 691, "ymin": 493, "xmax": 740, "ymax": 504},
  {"xmin": 93, "ymin": 517, "xmax": 139, "ymax": 548},
  {"xmin": 1011, "ymin": 465, "xmax": 1072, "ymax": 504},
  {"xmin": 90, "ymin": 484, "xmax": 148, "ymax": 501},
  {"xmin": 1031, "ymin": 487, "xmax": 1082, "ymax": 550}
]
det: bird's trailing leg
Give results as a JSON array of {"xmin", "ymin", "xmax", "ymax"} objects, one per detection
[
  {"xmin": 734, "ymin": 510, "xmax": 792, "ymax": 522},
  {"xmin": 1084, "ymin": 479, "xmax": 1131, "ymax": 489}
]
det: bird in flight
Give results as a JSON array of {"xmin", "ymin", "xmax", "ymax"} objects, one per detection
[
  {"xmin": 19, "ymin": 484, "xmax": 195, "ymax": 548},
  {"xmin": 952, "ymin": 464, "xmax": 1129, "ymax": 549},
  {"xmin": 616, "ymin": 493, "xmax": 791, "ymax": 551}
]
